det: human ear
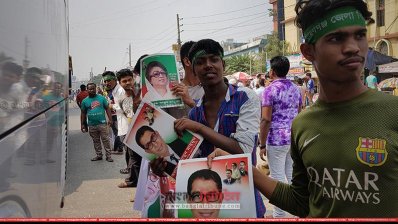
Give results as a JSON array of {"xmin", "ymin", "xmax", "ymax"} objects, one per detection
[{"xmin": 300, "ymin": 43, "xmax": 315, "ymax": 62}]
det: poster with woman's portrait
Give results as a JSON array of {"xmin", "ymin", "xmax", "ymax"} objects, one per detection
[
  {"xmin": 174, "ymin": 154, "xmax": 256, "ymax": 218},
  {"xmin": 140, "ymin": 54, "xmax": 184, "ymax": 108},
  {"xmin": 123, "ymin": 101, "xmax": 203, "ymax": 178}
]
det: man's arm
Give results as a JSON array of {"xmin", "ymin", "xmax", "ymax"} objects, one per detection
[
  {"xmin": 259, "ymin": 106, "xmax": 272, "ymax": 161},
  {"xmin": 80, "ymin": 109, "xmax": 87, "ymax": 132},
  {"xmin": 174, "ymin": 118, "xmax": 244, "ymax": 154}
]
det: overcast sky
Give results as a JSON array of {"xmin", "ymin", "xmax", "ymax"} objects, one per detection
[{"xmin": 69, "ymin": 0, "xmax": 273, "ymax": 81}]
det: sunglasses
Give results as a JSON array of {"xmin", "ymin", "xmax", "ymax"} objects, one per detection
[
  {"xmin": 189, "ymin": 191, "xmax": 222, "ymax": 203},
  {"xmin": 150, "ymin": 71, "xmax": 167, "ymax": 78}
]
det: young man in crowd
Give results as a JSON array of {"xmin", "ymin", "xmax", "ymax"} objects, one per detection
[
  {"xmin": 153, "ymin": 39, "xmax": 266, "ymax": 218},
  {"xmin": 115, "ymin": 68, "xmax": 142, "ymax": 188},
  {"xmin": 81, "ymin": 83, "xmax": 113, "ymax": 162},
  {"xmin": 208, "ymin": 0, "xmax": 398, "ymax": 218},
  {"xmin": 102, "ymin": 71, "xmax": 125, "ymax": 154},
  {"xmin": 258, "ymin": 55, "xmax": 302, "ymax": 217}
]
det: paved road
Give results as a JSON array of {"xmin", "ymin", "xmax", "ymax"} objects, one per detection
[
  {"xmin": 60, "ymin": 102, "xmax": 140, "ymax": 218},
  {"xmin": 59, "ymin": 102, "xmax": 289, "ymax": 218}
]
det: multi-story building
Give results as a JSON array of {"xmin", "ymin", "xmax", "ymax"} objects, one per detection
[
  {"xmin": 367, "ymin": 0, "xmax": 398, "ymax": 57},
  {"xmin": 276, "ymin": 0, "xmax": 398, "ymax": 58}
]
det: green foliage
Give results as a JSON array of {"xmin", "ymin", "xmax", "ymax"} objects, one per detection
[
  {"xmin": 263, "ymin": 32, "xmax": 290, "ymax": 59},
  {"xmin": 224, "ymin": 54, "xmax": 263, "ymax": 75}
]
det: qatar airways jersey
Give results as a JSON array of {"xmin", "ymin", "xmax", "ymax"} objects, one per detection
[{"xmin": 270, "ymin": 89, "xmax": 398, "ymax": 217}]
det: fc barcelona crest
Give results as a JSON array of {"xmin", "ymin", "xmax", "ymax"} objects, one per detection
[{"xmin": 356, "ymin": 137, "xmax": 388, "ymax": 167}]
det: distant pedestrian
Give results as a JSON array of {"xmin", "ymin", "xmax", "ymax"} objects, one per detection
[
  {"xmin": 76, "ymin": 84, "xmax": 89, "ymax": 108},
  {"xmin": 258, "ymin": 56, "xmax": 302, "ymax": 218},
  {"xmin": 80, "ymin": 83, "xmax": 114, "ymax": 162},
  {"xmin": 365, "ymin": 72, "xmax": 378, "ymax": 89}
]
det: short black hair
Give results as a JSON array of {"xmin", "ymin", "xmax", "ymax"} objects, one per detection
[
  {"xmin": 270, "ymin": 56, "xmax": 290, "ymax": 78},
  {"xmin": 188, "ymin": 39, "xmax": 224, "ymax": 64},
  {"xmin": 135, "ymin": 125, "xmax": 155, "ymax": 150},
  {"xmin": 259, "ymin": 78, "xmax": 265, "ymax": 87},
  {"xmin": 187, "ymin": 169, "xmax": 222, "ymax": 196},
  {"xmin": 2, "ymin": 62, "xmax": 23, "ymax": 76},
  {"xmin": 145, "ymin": 61, "xmax": 168, "ymax": 81},
  {"xmin": 80, "ymin": 84, "xmax": 86, "ymax": 91},
  {"xmin": 295, "ymin": 0, "xmax": 374, "ymax": 42},
  {"xmin": 226, "ymin": 169, "xmax": 232, "ymax": 173},
  {"xmin": 180, "ymin": 41, "xmax": 196, "ymax": 68},
  {"xmin": 87, "ymin": 82, "xmax": 96, "ymax": 89},
  {"xmin": 133, "ymin": 54, "xmax": 149, "ymax": 74},
  {"xmin": 117, "ymin": 68, "xmax": 134, "ymax": 81}
]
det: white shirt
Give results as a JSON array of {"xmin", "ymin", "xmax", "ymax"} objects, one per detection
[{"xmin": 111, "ymin": 83, "xmax": 128, "ymax": 136}]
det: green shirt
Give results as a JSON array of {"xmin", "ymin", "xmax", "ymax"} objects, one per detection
[
  {"xmin": 42, "ymin": 94, "xmax": 64, "ymax": 126},
  {"xmin": 270, "ymin": 89, "xmax": 398, "ymax": 217},
  {"xmin": 81, "ymin": 94, "xmax": 108, "ymax": 126}
]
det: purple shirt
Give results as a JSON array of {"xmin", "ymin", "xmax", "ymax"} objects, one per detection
[{"xmin": 262, "ymin": 79, "xmax": 302, "ymax": 146}]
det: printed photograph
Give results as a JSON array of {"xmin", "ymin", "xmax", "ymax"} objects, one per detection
[
  {"xmin": 175, "ymin": 154, "xmax": 256, "ymax": 218},
  {"xmin": 123, "ymin": 101, "xmax": 202, "ymax": 178},
  {"xmin": 140, "ymin": 53, "xmax": 184, "ymax": 108}
]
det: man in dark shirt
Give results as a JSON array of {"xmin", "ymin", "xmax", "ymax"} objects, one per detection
[{"xmin": 76, "ymin": 84, "xmax": 89, "ymax": 108}]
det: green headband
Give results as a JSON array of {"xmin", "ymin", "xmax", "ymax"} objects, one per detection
[
  {"xmin": 192, "ymin": 49, "xmax": 224, "ymax": 65},
  {"xmin": 303, "ymin": 6, "xmax": 366, "ymax": 44},
  {"xmin": 103, "ymin": 74, "xmax": 116, "ymax": 81}
]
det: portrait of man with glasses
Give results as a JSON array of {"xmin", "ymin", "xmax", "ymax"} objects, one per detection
[
  {"xmin": 187, "ymin": 169, "xmax": 224, "ymax": 218},
  {"xmin": 135, "ymin": 125, "xmax": 188, "ymax": 176}
]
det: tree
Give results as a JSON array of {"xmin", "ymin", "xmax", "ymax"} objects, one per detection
[
  {"xmin": 224, "ymin": 54, "xmax": 263, "ymax": 75},
  {"xmin": 262, "ymin": 32, "xmax": 290, "ymax": 60}
]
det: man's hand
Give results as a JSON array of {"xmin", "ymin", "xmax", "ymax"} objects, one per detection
[
  {"xmin": 81, "ymin": 124, "xmax": 87, "ymax": 133},
  {"xmin": 107, "ymin": 120, "xmax": 112, "ymax": 126},
  {"xmin": 150, "ymin": 157, "xmax": 168, "ymax": 177},
  {"xmin": 207, "ymin": 148, "xmax": 230, "ymax": 169},
  {"xmin": 259, "ymin": 147, "xmax": 267, "ymax": 161},
  {"xmin": 174, "ymin": 118, "xmax": 204, "ymax": 137},
  {"xmin": 171, "ymin": 83, "xmax": 195, "ymax": 107}
]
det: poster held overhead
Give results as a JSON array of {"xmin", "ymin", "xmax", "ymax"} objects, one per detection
[{"xmin": 140, "ymin": 53, "xmax": 184, "ymax": 108}]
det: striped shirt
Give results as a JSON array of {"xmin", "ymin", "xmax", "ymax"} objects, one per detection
[{"xmin": 188, "ymin": 84, "xmax": 265, "ymax": 218}]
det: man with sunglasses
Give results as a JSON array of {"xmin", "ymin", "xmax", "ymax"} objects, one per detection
[
  {"xmin": 136, "ymin": 125, "xmax": 188, "ymax": 176},
  {"xmin": 187, "ymin": 169, "xmax": 223, "ymax": 218}
]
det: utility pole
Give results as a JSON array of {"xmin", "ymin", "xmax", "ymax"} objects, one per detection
[
  {"xmin": 23, "ymin": 36, "xmax": 30, "ymax": 70},
  {"xmin": 177, "ymin": 14, "xmax": 182, "ymax": 47},
  {"xmin": 129, "ymin": 43, "xmax": 132, "ymax": 67}
]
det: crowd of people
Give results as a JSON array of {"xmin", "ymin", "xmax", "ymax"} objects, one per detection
[{"xmin": 74, "ymin": 0, "xmax": 398, "ymax": 218}]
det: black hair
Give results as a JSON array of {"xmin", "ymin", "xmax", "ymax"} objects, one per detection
[
  {"xmin": 80, "ymin": 84, "xmax": 86, "ymax": 91},
  {"xmin": 2, "ymin": 62, "xmax": 23, "ymax": 76},
  {"xmin": 135, "ymin": 125, "xmax": 155, "ymax": 150},
  {"xmin": 145, "ymin": 61, "xmax": 168, "ymax": 81},
  {"xmin": 102, "ymin": 71, "xmax": 116, "ymax": 78},
  {"xmin": 86, "ymin": 82, "xmax": 96, "ymax": 89},
  {"xmin": 26, "ymin": 67, "xmax": 42, "ymax": 76},
  {"xmin": 239, "ymin": 160, "xmax": 245, "ymax": 164},
  {"xmin": 306, "ymin": 72, "xmax": 312, "ymax": 78},
  {"xmin": 226, "ymin": 169, "xmax": 232, "ymax": 173},
  {"xmin": 117, "ymin": 68, "xmax": 134, "ymax": 81},
  {"xmin": 297, "ymin": 78, "xmax": 304, "ymax": 85},
  {"xmin": 270, "ymin": 56, "xmax": 290, "ymax": 78},
  {"xmin": 133, "ymin": 54, "xmax": 149, "ymax": 74},
  {"xmin": 259, "ymin": 78, "xmax": 265, "ymax": 87},
  {"xmin": 180, "ymin": 41, "xmax": 196, "ymax": 68},
  {"xmin": 187, "ymin": 169, "xmax": 222, "ymax": 196},
  {"xmin": 232, "ymin": 163, "xmax": 237, "ymax": 167},
  {"xmin": 295, "ymin": 0, "xmax": 374, "ymax": 40},
  {"xmin": 188, "ymin": 39, "xmax": 224, "ymax": 64}
]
